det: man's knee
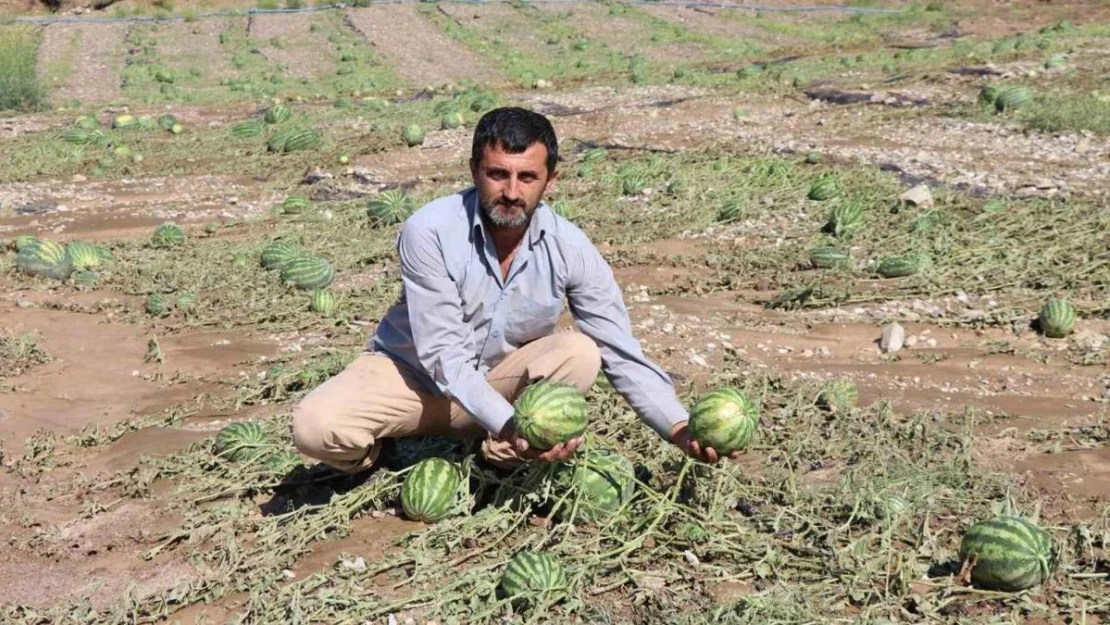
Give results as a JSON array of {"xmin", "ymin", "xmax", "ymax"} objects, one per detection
[
  {"xmin": 290, "ymin": 392, "xmax": 332, "ymax": 459},
  {"xmin": 558, "ymin": 331, "xmax": 601, "ymax": 371}
]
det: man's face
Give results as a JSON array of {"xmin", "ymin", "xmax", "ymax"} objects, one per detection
[{"xmin": 471, "ymin": 141, "xmax": 558, "ymax": 230}]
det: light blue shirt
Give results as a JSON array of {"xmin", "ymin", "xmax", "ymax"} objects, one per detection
[{"xmin": 368, "ymin": 186, "xmax": 689, "ymax": 440}]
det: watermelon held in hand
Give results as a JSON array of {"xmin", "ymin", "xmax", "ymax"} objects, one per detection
[
  {"xmin": 400, "ymin": 457, "xmax": 462, "ymax": 523},
  {"xmin": 213, "ymin": 421, "xmax": 269, "ymax": 462},
  {"xmin": 688, "ymin": 388, "xmax": 760, "ymax": 455},
  {"xmin": 512, "ymin": 380, "xmax": 588, "ymax": 450},
  {"xmin": 958, "ymin": 516, "xmax": 1056, "ymax": 592},
  {"xmin": 499, "ymin": 551, "xmax": 568, "ymax": 601},
  {"xmin": 552, "ymin": 447, "xmax": 635, "ymax": 524}
]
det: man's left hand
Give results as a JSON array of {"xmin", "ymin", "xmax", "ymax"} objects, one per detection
[
  {"xmin": 499, "ymin": 420, "xmax": 583, "ymax": 463},
  {"xmin": 669, "ymin": 421, "xmax": 741, "ymax": 464}
]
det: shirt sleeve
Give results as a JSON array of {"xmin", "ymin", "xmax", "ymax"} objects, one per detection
[
  {"xmin": 397, "ymin": 222, "xmax": 515, "ymax": 435},
  {"xmin": 565, "ymin": 239, "xmax": 690, "ymax": 440}
]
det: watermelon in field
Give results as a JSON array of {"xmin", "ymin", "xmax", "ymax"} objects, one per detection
[
  {"xmin": 994, "ymin": 86, "xmax": 1033, "ymax": 112},
  {"xmin": 1038, "ymin": 296, "xmax": 1075, "ymax": 339},
  {"xmin": 112, "ymin": 114, "xmax": 138, "ymax": 130},
  {"xmin": 809, "ymin": 246, "xmax": 849, "ymax": 269},
  {"xmin": 280, "ymin": 196, "xmax": 313, "ymax": 215},
  {"xmin": 688, "ymin": 388, "xmax": 760, "ymax": 455},
  {"xmin": 401, "ymin": 124, "xmax": 425, "ymax": 147},
  {"xmin": 280, "ymin": 256, "xmax": 334, "ymax": 290},
  {"xmin": 310, "ymin": 289, "xmax": 336, "ymax": 316},
  {"xmin": 264, "ymin": 102, "xmax": 291, "ymax": 124},
  {"xmin": 825, "ymin": 202, "xmax": 863, "ymax": 237},
  {"xmin": 231, "ymin": 118, "xmax": 265, "ymax": 139},
  {"xmin": 146, "ymin": 293, "xmax": 171, "ymax": 317},
  {"xmin": 367, "ymin": 189, "xmax": 414, "ymax": 226},
  {"xmin": 815, "ymin": 379, "xmax": 858, "ymax": 413},
  {"xmin": 875, "ymin": 256, "xmax": 919, "ymax": 278},
  {"xmin": 12, "ymin": 234, "xmax": 39, "ymax": 252},
  {"xmin": 499, "ymin": 551, "xmax": 568, "ymax": 601},
  {"xmin": 151, "ymin": 222, "xmax": 186, "ymax": 248},
  {"xmin": 263, "ymin": 448, "xmax": 302, "ymax": 472},
  {"xmin": 15, "ymin": 239, "xmax": 73, "ymax": 280},
  {"xmin": 552, "ymin": 447, "xmax": 635, "ymax": 524},
  {"xmin": 400, "ymin": 457, "xmax": 462, "ymax": 523},
  {"xmin": 512, "ymin": 380, "xmax": 588, "ymax": 450},
  {"xmin": 958, "ymin": 516, "xmax": 1056, "ymax": 592},
  {"xmin": 71, "ymin": 269, "xmax": 100, "ymax": 289},
  {"xmin": 214, "ymin": 421, "xmax": 269, "ymax": 462},
  {"xmin": 808, "ymin": 176, "xmax": 840, "ymax": 201},
  {"xmin": 65, "ymin": 240, "xmax": 103, "ymax": 271},
  {"xmin": 260, "ymin": 240, "xmax": 301, "ymax": 270}
]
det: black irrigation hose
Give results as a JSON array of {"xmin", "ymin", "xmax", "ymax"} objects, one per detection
[{"xmin": 7, "ymin": 0, "xmax": 905, "ymax": 25}]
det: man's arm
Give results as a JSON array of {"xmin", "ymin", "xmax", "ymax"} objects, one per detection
[
  {"xmin": 565, "ymin": 239, "xmax": 689, "ymax": 441},
  {"xmin": 397, "ymin": 221, "xmax": 515, "ymax": 435}
]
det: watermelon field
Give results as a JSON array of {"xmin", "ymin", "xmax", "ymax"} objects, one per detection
[{"xmin": 1, "ymin": 0, "xmax": 1110, "ymax": 622}]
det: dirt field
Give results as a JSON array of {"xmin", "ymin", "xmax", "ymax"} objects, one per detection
[{"xmin": 1, "ymin": 1, "xmax": 1108, "ymax": 623}]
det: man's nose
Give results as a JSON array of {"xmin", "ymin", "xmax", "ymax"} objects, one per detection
[{"xmin": 503, "ymin": 176, "xmax": 522, "ymax": 200}]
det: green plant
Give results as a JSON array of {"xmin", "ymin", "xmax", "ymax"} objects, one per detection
[{"xmin": 0, "ymin": 26, "xmax": 45, "ymax": 112}]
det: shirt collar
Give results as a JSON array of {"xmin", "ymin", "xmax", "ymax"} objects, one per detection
[{"xmin": 465, "ymin": 187, "xmax": 550, "ymax": 249}]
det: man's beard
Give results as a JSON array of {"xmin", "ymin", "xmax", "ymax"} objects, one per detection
[{"xmin": 481, "ymin": 198, "xmax": 534, "ymax": 229}]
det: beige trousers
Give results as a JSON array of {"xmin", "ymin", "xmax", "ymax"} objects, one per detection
[{"xmin": 291, "ymin": 331, "xmax": 601, "ymax": 472}]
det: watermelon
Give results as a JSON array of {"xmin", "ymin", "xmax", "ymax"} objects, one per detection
[
  {"xmin": 151, "ymin": 222, "xmax": 186, "ymax": 248},
  {"xmin": 808, "ymin": 176, "xmax": 840, "ymax": 201},
  {"xmin": 65, "ymin": 240, "xmax": 103, "ymax": 270},
  {"xmin": 264, "ymin": 448, "xmax": 302, "ymax": 472},
  {"xmin": 280, "ymin": 256, "xmax": 335, "ymax": 290},
  {"xmin": 112, "ymin": 114, "xmax": 137, "ymax": 129},
  {"xmin": 552, "ymin": 447, "xmax": 635, "ymax": 523},
  {"xmin": 157, "ymin": 113, "xmax": 178, "ymax": 130},
  {"xmin": 260, "ymin": 240, "xmax": 301, "ymax": 270},
  {"xmin": 264, "ymin": 103, "xmax": 291, "ymax": 124},
  {"xmin": 213, "ymin": 421, "xmax": 269, "ymax": 462},
  {"xmin": 12, "ymin": 234, "xmax": 39, "ymax": 252},
  {"xmin": 231, "ymin": 119, "xmax": 265, "ymax": 139},
  {"xmin": 815, "ymin": 379, "xmax": 858, "ymax": 413},
  {"xmin": 882, "ymin": 494, "xmax": 910, "ymax": 519},
  {"xmin": 804, "ymin": 151, "xmax": 822, "ymax": 164},
  {"xmin": 71, "ymin": 269, "xmax": 100, "ymax": 289},
  {"xmin": 62, "ymin": 127, "xmax": 104, "ymax": 145},
  {"xmin": 74, "ymin": 114, "xmax": 101, "ymax": 130},
  {"xmin": 176, "ymin": 292, "xmax": 199, "ymax": 314},
  {"xmin": 621, "ymin": 175, "xmax": 646, "ymax": 197},
  {"xmin": 310, "ymin": 289, "xmax": 336, "ymax": 316},
  {"xmin": 958, "ymin": 516, "xmax": 1056, "ymax": 592},
  {"xmin": 979, "ymin": 84, "xmax": 1001, "ymax": 106},
  {"xmin": 809, "ymin": 246, "xmax": 849, "ymax": 269},
  {"xmin": 269, "ymin": 128, "xmax": 320, "ymax": 153},
  {"xmin": 280, "ymin": 196, "xmax": 313, "ymax": 215},
  {"xmin": 826, "ymin": 202, "xmax": 863, "ymax": 237},
  {"xmin": 402, "ymin": 124, "xmax": 425, "ymax": 147},
  {"xmin": 1043, "ymin": 54, "xmax": 1067, "ymax": 70},
  {"xmin": 440, "ymin": 112, "xmax": 464, "ymax": 130},
  {"xmin": 995, "ymin": 86, "xmax": 1033, "ymax": 112},
  {"xmin": 367, "ymin": 189, "xmax": 414, "ymax": 226},
  {"xmin": 15, "ymin": 239, "xmax": 73, "ymax": 280},
  {"xmin": 717, "ymin": 199, "xmax": 742, "ymax": 223},
  {"xmin": 875, "ymin": 256, "xmax": 919, "ymax": 278},
  {"xmin": 145, "ymin": 293, "xmax": 171, "ymax": 317},
  {"xmin": 400, "ymin": 457, "xmax": 462, "ymax": 523},
  {"xmin": 665, "ymin": 178, "xmax": 685, "ymax": 196},
  {"xmin": 688, "ymin": 388, "xmax": 759, "ymax": 455},
  {"xmin": 1038, "ymin": 296, "xmax": 1075, "ymax": 339},
  {"xmin": 499, "ymin": 551, "xmax": 568, "ymax": 600},
  {"xmin": 737, "ymin": 64, "xmax": 763, "ymax": 79},
  {"xmin": 512, "ymin": 380, "xmax": 588, "ymax": 450}
]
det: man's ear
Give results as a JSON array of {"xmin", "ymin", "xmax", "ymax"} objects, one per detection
[{"xmin": 544, "ymin": 168, "xmax": 560, "ymax": 194}]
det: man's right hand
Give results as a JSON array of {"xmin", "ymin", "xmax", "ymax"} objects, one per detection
[{"xmin": 498, "ymin": 420, "xmax": 582, "ymax": 463}]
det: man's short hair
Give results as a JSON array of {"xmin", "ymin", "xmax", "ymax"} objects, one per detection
[{"xmin": 471, "ymin": 107, "xmax": 559, "ymax": 175}]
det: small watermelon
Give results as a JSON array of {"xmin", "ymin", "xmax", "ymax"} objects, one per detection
[
  {"xmin": 151, "ymin": 222, "xmax": 186, "ymax": 248},
  {"xmin": 440, "ymin": 112, "xmax": 464, "ymax": 130},
  {"xmin": 552, "ymin": 447, "xmax": 635, "ymax": 524},
  {"xmin": 979, "ymin": 84, "xmax": 1001, "ymax": 106},
  {"xmin": 809, "ymin": 246, "xmax": 850, "ymax": 269},
  {"xmin": 176, "ymin": 292, "xmax": 199, "ymax": 314},
  {"xmin": 367, "ymin": 189, "xmax": 414, "ymax": 226},
  {"xmin": 112, "ymin": 114, "xmax": 138, "ymax": 129},
  {"xmin": 400, "ymin": 457, "xmax": 462, "ymax": 523},
  {"xmin": 621, "ymin": 175, "xmax": 646, "ymax": 196},
  {"xmin": 512, "ymin": 380, "xmax": 588, "ymax": 450},
  {"xmin": 958, "ymin": 516, "xmax": 1056, "ymax": 592},
  {"xmin": 280, "ymin": 256, "xmax": 335, "ymax": 290},
  {"xmin": 264, "ymin": 102, "xmax": 291, "ymax": 124},
  {"xmin": 876, "ymin": 256, "xmax": 919, "ymax": 278},
  {"xmin": 213, "ymin": 421, "xmax": 269, "ymax": 462},
  {"xmin": 145, "ymin": 293, "xmax": 171, "ymax": 317},
  {"xmin": 499, "ymin": 551, "xmax": 568, "ymax": 601},
  {"xmin": 826, "ymin": 202, "xmax": 863, "ymax": 237},
  {"xmin": 280, "ymin": 196, "xmax": 313, "ymax": 215},
  {"xmin": 264, "ymin": 448, "xmax": 303, "ymax": 472},
  {"xmin": 310, "ymin": 289, "xmax": 337, "ymax": 316},
  {"xmin": 260, "ymin": 240, "xmax": 301, "ymax": 270},
  {"xmin": 994, "ymin": 86, "xmax": 1033, "ymax": 112},
  {"xmin": 401, "ymin": 124, "xmax": 425, "ymax": 147},
  {"xmin": 65, "ymin": 240, "xmax": 103, "ymax": 271},
  {"xmin": 231, "ymin": 118, "xmax": 265, "ymax": 139},
  {"xmin": 815, "ymin": 379, "xmax": 858, "ymax": 413},
  {"xmin": 71, "ymin": 269, "xmax": 100, "ymax": 289},
  {"xmin": 688, "ymin": 388, "xmax": 760, "ymax": 455},
  {"xmin": 1038, "ymin": 296, "xmax": 1075, "ymax": 339},
  {"xmin": 717, "ymin": 199, "xmax": 743, "ymax": 224},
  {"xmin": 808, "ymin": 176, "xmax": 840, "ymax": 201}
]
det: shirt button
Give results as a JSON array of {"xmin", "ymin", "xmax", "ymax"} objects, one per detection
[{"xmin": 492, "ymin": 329, "xmax": 501, "ymax": 338}]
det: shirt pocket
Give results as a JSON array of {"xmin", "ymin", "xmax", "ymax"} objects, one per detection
[{"xmin": 506, "ymin": 289, "xmax": 563, "ymax": 344}]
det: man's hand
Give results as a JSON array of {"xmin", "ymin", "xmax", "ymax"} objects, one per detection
[
  {"xmin": 669, "ymin": 421, "xmax": 741, "ymax": 464},
  {"xmin": 498, "ymin": 420, "xmax": 583, "ymax": 463}
]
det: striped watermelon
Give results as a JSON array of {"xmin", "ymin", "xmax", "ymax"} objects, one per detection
[
  {"xmin": 71, "ymin": 269, "xmax": 100, "ymax": 289},
  {"xmin": 74, "ymin": 114, "xmax": 101, "ymax": 130},
  {"xmin": 65, "ymin": 241, "xmax": 103, "ymax": 270},
  {"xmin": 151, "ymin": 223, "xmax": 186, "ymax": 248},
  {"xmin": 499, "ymin": 551, "xmax": 568, "ymax": 600},
  {"xmin": 440, "ymin": 112, "xmax": 464, "ymax": 130},
  {"xmin": 512, "ymin": 380, "xmax": 588, "ymax": 450},
  {"xmin": 157, "ymin": 113, "xmax": 178, "ymax": 130},
  {"xmin": 552, "ymin": 447, "xmax": 635, "ymax": 524},
  {"xmin": 815, "ymin": 379, "xmax": 858, "ymax": 413},
  {"xmin": 809, "ymin": 246, "xmax": 849, "ymax": 269},
  {"xmin": 717, "ymin": 199, "xmax": 742, "ymax": 224},
  {"xmin": 62, "ymin": 127, "xmax": 105, "ymax": 145},
  {"xmin": 214, "ymin": 421, "xmax": 269, "ymax": 462},
  {"xmin": 400, "ymin": 457, "xmax": 462, "ymax": 523},
  {"xmin": 367, "ymin": 189, "xmax": 415, "ymax": 226},
  {"xmin": 280, "ymin": 196, "xmax": 313, "ymax": 215},
  {"xmin": 958, "ymin": 516, "xmax": 1056, "ymax": 592},
  {"xmin": 979, "ymin": 84, "xmax": 1001, "ymax": 106},
  {"xmin": 808, "ymin": 176, "xmax": 840, "ymax": 201},
  {"xmin": 401, "ymin": 124, "xmax": 425, "ymax": 147},
  {"xmin": 280, "ymin": 256, "xmax": 335, "ymax": 290},
  {"xmin": 15, "ymin": 239, "xmax": 73, "ymax": 280},
  {"xmin": 1038, "ymin": 297, "xmax": 1075, "ymax": 339},
  {"xmin": 876, "ymin": 256, "xmax": 919, "ymax": 278},
  {"xmin": 176, "ymin": 292, "xmax": 199, "ymax": 314},
  {"xmin": 282, "ymin": 128, "xmax": 321, "ymax": 152},
  {"xmin": 12, "ymin": 234, "xmax": 39, "ymax": 252},
  {"xmin": 260, "ymin": 240, "xmax": 301, "ymax": 270},
  {"xmin": 146, "ymin": 293, "xmax": 171, "ymax": 317},
  {"xmin": 994, "ymin": 86, "xmax": 1033, "ymax": 112},
  {"xmin": 882, "ymin": 495, "xmax": 911, "ymax": 519},
  {"xmin": 826, "ymin": 202, "xmax": 863, "ymax": 237},
  {"xmin": 231, "ymin": 118, "xmax": 265, "ymax": 139},
  {"xmin": 621, "ymin": 175, "xmax": 646, "ymax": 196},
  {"xmin": 310, "ymin": 289, "xmax": 337, "ymax": 316},
  {"xmin": 264, "ymin": 103, "xmax": 291, "ymax": 124},
  {"xmin": 688, "ymin": 388, "xmax": 759, "ymax": 455}
]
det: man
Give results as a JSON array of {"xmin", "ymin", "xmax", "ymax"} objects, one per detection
[{"xmin": 292, "ymin": 107, "xmax": 737, "ymax": 472}]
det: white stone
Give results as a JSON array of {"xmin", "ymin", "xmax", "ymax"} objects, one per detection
[
  {"xmin": 899, "ymin": 184, "xmax": 934, "ymax": 209},
  {"xmin": 880, "ymin": 323, "xmax": 905, "ymax": 353}
]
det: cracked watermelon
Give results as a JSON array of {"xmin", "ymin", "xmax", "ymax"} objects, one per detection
[
  {"xmin": 400, "ymin": 457, "xmax": 461, "ymax": 523},
  {"xmin": 958, "ymin": 516, "xmax": 1056, "ymax": 592},
  {"xmin": 688, "ymin": 388, "xmax": 759, "ymax": 455},
  {"xmin": 512, "ymin": 380, "xmax": 588, "ymax": 450}
]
